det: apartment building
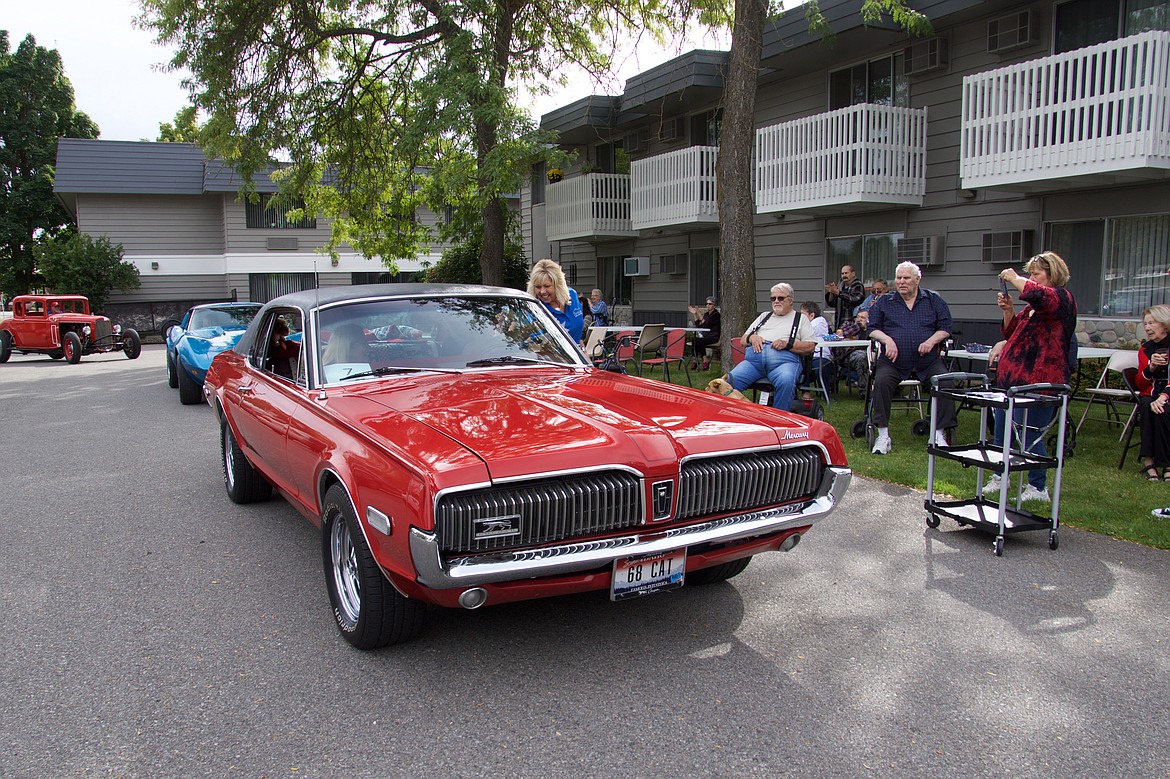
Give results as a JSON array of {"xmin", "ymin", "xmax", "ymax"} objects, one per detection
[
  {"xmin": 525, "ymin": 0, "xmax": 1170, "ymax": 342},
  {"xmin": 53, "ymin": 139, "xmax": 443, "ymax": 329}
]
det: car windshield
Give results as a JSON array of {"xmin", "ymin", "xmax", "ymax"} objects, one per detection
[
  {"xmin": 315, "ymin": 294, "xmax": 583, "ymax": 384},
  {"xmin": 189, "ymin": 306, "xmax": 262, "ymax": 330}
]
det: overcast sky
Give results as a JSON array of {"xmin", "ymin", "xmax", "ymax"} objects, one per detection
[{"xmin": 7, "ymin": 1, "xmax": 729, "ymax": 143}]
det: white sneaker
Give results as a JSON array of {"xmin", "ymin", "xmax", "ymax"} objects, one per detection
[
  {"xmin": 932, "ymin": 430, "xmax": 948, "ymax": 447},
  {"xmin": 1020, "ymin": 484, "xmax": 1050, "ymax": 503},
  {"xmin": 1152, "ymin": 507, "xmax": 1170, "ymax": 519},
  {"xmin": 982, "ymin": 474, "xmax": 1002, "ymax": 496},
  {"xmin": 872, "ymin": 431, "xmax": 892, "ymax": 455}
]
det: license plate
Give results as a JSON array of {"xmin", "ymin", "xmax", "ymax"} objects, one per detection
[{"xmin": 611, "ymin": 549, "xmax": 686, "ymax": 601}]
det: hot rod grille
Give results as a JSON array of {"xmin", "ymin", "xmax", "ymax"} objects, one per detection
[
  {"xmin": 435, "ymin": 471, "xmax": 642, "ymax": 553},
  {"xmin": 92, "ymin": 319, "xmax": 112, "ymax": 342},
  {"xmin": 676, "ymin": 447, "xmax": 824, "ymax": 520}
]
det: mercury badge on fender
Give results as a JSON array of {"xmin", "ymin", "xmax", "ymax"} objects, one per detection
[{"xmin": 203, "ymin": 284, "xmax": 852, "ymax": 649}]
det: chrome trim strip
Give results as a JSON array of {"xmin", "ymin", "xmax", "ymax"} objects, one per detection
[{"xmin": 410, "ymin": 466, "xmax": 851, "ymax": 589}]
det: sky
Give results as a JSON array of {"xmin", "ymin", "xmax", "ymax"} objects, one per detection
[{"xmin": 6, "ymin": 0, "xmax": 730, "ymax": 143}]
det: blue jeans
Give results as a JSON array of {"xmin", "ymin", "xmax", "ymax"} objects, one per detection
[
  {"xmin": 992, "ymin": 405, "xmax": 1055, "ymax": 490},
  {"xmin": 729, "ymin": 346, "xmax": 803, "ymax": 410}
]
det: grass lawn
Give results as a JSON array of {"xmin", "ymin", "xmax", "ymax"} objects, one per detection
[{"xmin": 644, "ymin": 359, "xmax": 1170, "ymax": 551}]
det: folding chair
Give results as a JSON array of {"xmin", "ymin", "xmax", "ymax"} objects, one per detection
[
  {"xmin": 639, "ymin": 328, "xmax": 692, "ymax": 386},
  {"xmin": 730, "ymin": 336, "xmax": 780, "ymax": 406},
  {"xmin": 632, "ymin": 324, "xmax": 666, "ymax": 377},
  {"xmin": 1076, "ymin": 349, "xmax": 1139, "ymax": 437},
  {"xmin": 1118, "ymin": 366, "xmax": 1143, "ymax": 469}
]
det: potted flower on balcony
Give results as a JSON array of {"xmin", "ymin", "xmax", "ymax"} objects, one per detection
[{"xmin": 546, "ymin": 168, "xmax": 563, "ymax": 183}]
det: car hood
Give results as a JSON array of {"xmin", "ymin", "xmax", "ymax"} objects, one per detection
[
  {"xmin": 327, "ymin": 369, "xmax": 832, "ymax": 481},
  {"xmin": 175, "ymin": 329, "xmax": 249, "ymax": 371}
]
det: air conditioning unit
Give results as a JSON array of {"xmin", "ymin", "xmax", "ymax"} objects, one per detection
[
  {"xmin": 988, "ymin": 10, "xmax": 1035, "ymax": 53},
  {"xmin": 266, "ymin": 236, "xmax": 299, "ymax": 251},
  {"xmin": 657, "ymin": 117, "xmax": 685, "ymax": 143},
  {"xmin": 657, "ymin": 253, "xmax": 688, "ymax": 275},
  {"xmin": 623, "ymin": 129, "xmax": 647, "ymax": 154},
  {"xmin": 897, "ymin": 235, "xmax": 946, "ymax": 267},
  {"xmin": 904, "ymin": 38, "xmax": 948, "ymax": 76},
  {"xmin": 982, "ymin": 230, "xmax": 1034, "ymax": 264},
  {"xmin": 623, "ymin": 256, "xmax": 650, "ymax": 277}
]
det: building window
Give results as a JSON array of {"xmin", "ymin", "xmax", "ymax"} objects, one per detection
[
  {"xmin": 351, "ymin": 271, "xmax": 424, "ymax": 285},
  {"xmin": 1055, "ymin": 0, "xmax": 1170, "ymax": 53},
  {"xmin": 245, "ymin": 194, "xmax": 317, "ymax": 229},
  {"xmin": 829, "ymin": 54, "xmax": 907, "ymax": 111},
  {"xmin": 826, "ymin": 233, "xmax": 903, "ymax": 291},
  {"xmin": 532, "ymin": 162, "xmax": 546, "ymax": 205},
  {"xmin": 249, "ymin": 273, "xmax": 316, "ymax": 304},
  {"xmin": 1049, "ymin": 214, "xmax": 1170, "ymax": 316},
  {"xmin": 688, "ymin": 247, "xmax": 720, "ymax": 306},
  {"xmin": 597, "ymin": 256, "xmax": 633, "ymax": 306},
  {"xmin": 690, "ymin": 109, "xmax": 723, "ymax": 147}
]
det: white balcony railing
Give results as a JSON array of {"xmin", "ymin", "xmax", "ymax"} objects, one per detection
[
  {"xmin": 755, "ymin": 104, "xmax": 928, "ymax": 214},
  {"xmin": 545, "ymin": 173, "xmax": 637, "ymax": 241},
  {"xmin": 961, "ymin": 30, "xmax": 1170, "ymax": 190},
  {"xmin": 631, "ymin": 146, "xmax": 719, "ymax": 230}
]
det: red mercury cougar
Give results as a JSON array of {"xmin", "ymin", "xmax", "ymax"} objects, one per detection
[{"xmin": 203, "ymin": 284, "xmax": 852, "ymax": 649}]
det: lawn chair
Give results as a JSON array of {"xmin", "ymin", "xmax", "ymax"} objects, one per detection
[
  {"xmin": 640, "ymin": 328, "xmax": 691, "ymax": 386},
  {"xmin": 1076, "ymin": 349, "xmax": 1139, "ymax": 437}
]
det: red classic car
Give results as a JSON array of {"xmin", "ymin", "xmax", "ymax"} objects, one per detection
[
  {"xmin": 0, "ymin": 294, "xmax": 141, "ymax": 364},
  {"xmin": 204, "ymin": 284, "xmax": 852, "ymax": 649}
]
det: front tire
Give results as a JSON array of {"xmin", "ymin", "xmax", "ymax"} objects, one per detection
[
  {"xmin": 687, "ymin": 556, "xmax": 752, "ymax": 585},
  {"xmin": 166, "ymin": 352, "xmax": 178, "ymax": 388},
  {"xmin": 321, "ymin": 484, "xmax": 428, "ymax": 649},
  {"xmin": 177, "ymin": 358, "xmax": 202, "ymax": 405},
  {"xmin": 122, "ymin": 328, "xmax": 142, "ymax": 359},
  {"xmin": 221, "ymin": 419, "xmax": 271, "ymax": 504},
  {"xmin": 0, "ymin": 330, "xmax": 11, "ymax": 363},
  {"xmin": 63, "ymin": 331, "xmax": 82, "ymax": 364}
]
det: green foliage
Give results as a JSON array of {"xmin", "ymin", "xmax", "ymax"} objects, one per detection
[
  {"xmin": 156, "ymin": 105, "xmax": 201, "ymax": 143},
  {"xmin": 37, "ymin": 233, "xmax": 141, "ymax": 312},
  {"xmin": 138, "ymin": 0, "xmax": 708, "ymax": 283},
  {"xmin": 0, "ymin": 31, "xmax": 99, "ymax": 299},
  {"xmin": 425, "ymin": 237, "xmax": 529, "ymax": 291}
]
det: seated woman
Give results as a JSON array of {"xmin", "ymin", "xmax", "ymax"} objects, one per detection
[
  {"xmin": 267, "ymin": 317, "xmax": 300, "ymax": 380},
  {"xmin": 321, "ymin": 323, "xmax": 371, "ymax": 382},
  {"xmin": 800, "ymin": 300, "xmax": 833, "ymax": 392},
  {"xmin": 1136, "ymin": 304, "xmax": 1170, "ymax": 481},
  {"xmin": 687, "ymin": 297, "xmax": 722, "ymax": 370},
  {"xmin": 727, "ymin": 283, "xmax": 815, "ymax": 410}
]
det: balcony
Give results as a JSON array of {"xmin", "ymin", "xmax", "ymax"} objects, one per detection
[
  {"xmin": 961, "ymin": 31, "xmax": 1170, "ymax": 192},
  {"xmin": 755, "ymin": 104, "xmax": 928, "ymax": 215},
  {"xmin": 544, "ymin": 173, "xmax": 637, "ymax": 242},
  {"xmin": 631, "ymin": 146, "xmax": 719, "ymax": 230}
]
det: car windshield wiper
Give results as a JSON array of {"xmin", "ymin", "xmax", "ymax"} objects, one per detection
[
  {"xmin": 464, "ymin": 355, "xmax": 557, "ymax": 367},
  {"xmin": 337, "ymin": 365, "xmax": 460, "ymax": 381}
]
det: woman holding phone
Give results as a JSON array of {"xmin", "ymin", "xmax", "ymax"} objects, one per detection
[
  {"xmin": 1135, "ymin": 305, "xmax": 1170, "ymax": 481},
  {"xmin": 982, "ymin": 251, "xmax": 1077, "ymax": 503}
]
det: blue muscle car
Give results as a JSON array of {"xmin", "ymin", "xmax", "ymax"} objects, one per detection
[{"xmin": 166, "ymin": 303, "xmax": 262, "ymax": 404}]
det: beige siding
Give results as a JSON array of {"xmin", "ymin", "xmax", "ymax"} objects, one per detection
[
  {"xmin": 77, "ymin": 194, "xmax": 224, "ymax": 254},
  {"xmin": 107, "ymin": 274, "xmax": 232, "ymax": 304}
]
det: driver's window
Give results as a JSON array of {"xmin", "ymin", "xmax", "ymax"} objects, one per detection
[{"xmin": 260, "ymin": 310, "xmax": 304, "ymax": 385}]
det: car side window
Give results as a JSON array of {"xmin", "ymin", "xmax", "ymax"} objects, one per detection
[{"xmin": 260, "ymin": 310, "xmax": 305, "ymax": 386}]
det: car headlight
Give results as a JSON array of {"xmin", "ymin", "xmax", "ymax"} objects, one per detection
[
  {"xmin": 113, "ymin": 324, "xmax": 122, "ymax": 335},
  {"xmin": 82, "ymin": 325, "xmax": 92, "ymax": 336}
]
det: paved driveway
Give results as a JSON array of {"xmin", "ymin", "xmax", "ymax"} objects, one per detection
[{"xmin": 1, "ymin": 346, "xmax": 1167, "ymax": 778}]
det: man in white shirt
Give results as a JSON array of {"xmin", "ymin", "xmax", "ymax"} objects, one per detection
[{"xmin": 728, "ymin": 282, "xmax": 815, "ymax": 410}]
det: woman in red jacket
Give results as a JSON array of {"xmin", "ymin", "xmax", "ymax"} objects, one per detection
[{"xmin": 1135, "ymin": 305, "xmax": 1170, "ymax": 481}]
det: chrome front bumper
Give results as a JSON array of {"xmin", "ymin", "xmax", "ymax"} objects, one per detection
[{"xmin": 410, "ymin": 465, "xmax": 851, "ymax": 589}]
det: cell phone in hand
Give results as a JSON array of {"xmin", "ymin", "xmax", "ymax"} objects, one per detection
[{"xmin": 999, "ymin": 279, "xmax": 1010, "ymax": 297}]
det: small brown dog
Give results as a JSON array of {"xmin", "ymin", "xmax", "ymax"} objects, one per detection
[{"xmin": 705, "ymin": 375, "xmax": 749, "ymax": 402}]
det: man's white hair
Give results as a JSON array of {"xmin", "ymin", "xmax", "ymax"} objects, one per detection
[{"xmin": 895, "ymin": 261, "xmax": 922, "ymax": 280}]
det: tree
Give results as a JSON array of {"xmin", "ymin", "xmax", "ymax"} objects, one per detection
[
  {"xmin": 715, "ymin": 0, "xmax": 930, "ymax": 367},
  {"xmin": 37, "ymin": 233, "xmax": 141, "ymax": 312},
  {"xmin": 139, "ymin": 0, "xmax": 704, "ymax": 285},
  {"xmin": 156, "ymin": 105, "xmax": 201, "ymax": 143},
  {"xmin": 425, "ymin": 235, "xmax": 530, "ymax": 290},
  {"xmin": 0, "ymin": 32, "xmax": 99, "ymax": 299}
]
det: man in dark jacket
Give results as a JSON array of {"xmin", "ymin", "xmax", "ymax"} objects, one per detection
[{"xmin": 825, "ymin": 265, "xmax": 865, "ymax": 328}]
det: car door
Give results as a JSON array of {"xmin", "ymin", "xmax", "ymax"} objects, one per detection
[{"xmin": 228, "ymin": 310, "xmax": 305, "ymax": 495}]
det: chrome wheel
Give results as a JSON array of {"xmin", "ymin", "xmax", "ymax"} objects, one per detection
[{"xmin": 329, "ymin": 515, "xmax": 362, "ymax": 629}]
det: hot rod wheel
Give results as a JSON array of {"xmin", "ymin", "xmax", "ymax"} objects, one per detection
[
  {"xmin": 320, "ymin": 484, "xmax": 428, "ymax": 649},
  {"xmin": 122, "ymin": 328, "xmax": 142, "ymax": 359},
  {"xmin": 62, "ymin": 331, "xmax": 83, "ymax": 364}
]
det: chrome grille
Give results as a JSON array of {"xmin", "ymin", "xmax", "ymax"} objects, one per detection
[
  {"xmin": 92, "ymin": 319, "xmax": 112, "ymax": 342},
  {"xmin": 435, "ymin": 471, "xmax": 642, "ymax": 553},
  {"xmin": 676, "ymin": 447, "xmax": 824, "ymax": 520}
]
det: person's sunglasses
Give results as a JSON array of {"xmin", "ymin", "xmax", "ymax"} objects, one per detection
[{"xmin": 770, "ymin": 295, "xmax": 788, "ymax": 302}]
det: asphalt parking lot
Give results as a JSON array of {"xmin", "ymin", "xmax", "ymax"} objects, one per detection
[{"xmin": 1, "ymin": 345, "xmax": 1168, "ymax": 778}]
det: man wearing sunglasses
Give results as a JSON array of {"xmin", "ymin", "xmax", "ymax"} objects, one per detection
[{"xmin": 727, "ymin": 283, "xmax": 815, "ymax": 411}]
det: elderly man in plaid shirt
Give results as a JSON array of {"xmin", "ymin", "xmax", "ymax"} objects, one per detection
[{"xmin": 866, "ymin": 261, "xmax": 956, "ymax": 454}]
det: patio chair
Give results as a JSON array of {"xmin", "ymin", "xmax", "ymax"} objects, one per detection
[
  {"xmin": 1076, "ymin": 349, "xmax": 1139, "ymax": 437},
  {"xmin": 1118, "ymin": 366, "xmax": 1143, "ymax": 469},
  {"xmin": 632, "ymin": 324, "xmax": 666, "ymax": 377},
  {"xmin": 640, "ymin": 328, "xmax": 692, "ymax": 386}
]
